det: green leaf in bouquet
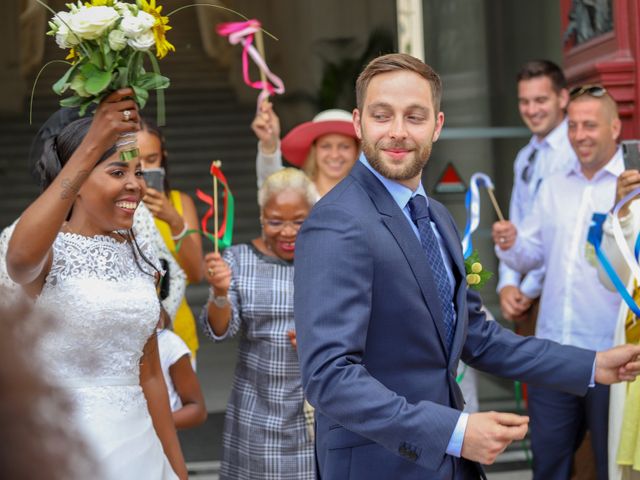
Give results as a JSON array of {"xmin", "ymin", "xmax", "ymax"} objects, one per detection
[
  {"xmin": 126, "ymin": 51, "xmax": 143, "ymax": 86},
  {"xmin": 52, "ymin": 62, "xmax": 79, "ymax": 95},
  {"xmin": 131, "ymin": 85, "xmax": 149, "ymax": 109},
  {"xmin": 116, "ymin": 66, "xmax": 129, "ymax": 89},
  {"xmin": 84, "ymin": 70, "xmax": 113, "ymax": 96},
  {"xmin": 134, "ymin": 72, "xmax": 170, "ymax": 90},
  {"xmin": 103, "ymin": 48, "xmax": 116, "ymax": 71},
  {"xmin": 59, "ymin": 95, "xmax": 85, "ymax": 107},
  {"xmin": 80, "ymin": 62, "xmax": 98, "ymax": 78},
  {"xmin": 89, "ymin": 47, "xmax": 104, "ymax": 70},
  {"xmin": 78, "ymin": 97, "xmax": 100, "ymax": 117},
  {"xmin": 145, "ymin": 51, "xmax": 167, "ymax": 125}
]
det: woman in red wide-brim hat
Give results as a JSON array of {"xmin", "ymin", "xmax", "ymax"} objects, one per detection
[{"xmin": 252, "ymin": 102, "xmax": 360, "ymax": 197}]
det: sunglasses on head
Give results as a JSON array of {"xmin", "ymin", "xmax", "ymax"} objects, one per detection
[{"xmin": 569, "ymin": 84, "xmax": 608, "ymax": 100}]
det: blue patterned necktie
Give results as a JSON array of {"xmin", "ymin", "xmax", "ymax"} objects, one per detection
[{"xmin": 408, "ymin": 195, "xmax": 456, "ymax": 350}]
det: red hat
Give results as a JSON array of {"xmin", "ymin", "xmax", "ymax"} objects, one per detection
[{"xmin": 281, "ymin": 109, "xmax": 357, "ymax": 167}]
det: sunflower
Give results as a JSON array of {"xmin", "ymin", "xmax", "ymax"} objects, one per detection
[{"xmin": 139, "ymin": 0, "xmax": 175, "ymax": 59}]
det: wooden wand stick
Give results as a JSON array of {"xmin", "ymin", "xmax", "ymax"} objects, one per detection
[
  {"xmin": 486, "ymin": 187, "xmax": 505, "ymax": 221},
  {"xmin": 213, "ymin": 160, "xmax": 222, "ymax": 253}
]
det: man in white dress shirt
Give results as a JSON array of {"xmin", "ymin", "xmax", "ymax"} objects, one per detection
[
  {"xmin": 498, "ymin": 60, "xmax": 576, "ymax": 331},
  {"xmin": 493, "ymin": 86, "xmax": 623, "ymax": 480}
]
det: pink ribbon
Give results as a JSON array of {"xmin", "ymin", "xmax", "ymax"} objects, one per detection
[{"xmin": 216, "ymin": 20, "xmax": 285, "ymax": 108}]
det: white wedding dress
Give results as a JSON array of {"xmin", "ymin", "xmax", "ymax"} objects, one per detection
[{"xmin": 36, "ymin": 232, "xmax": 178, "ymax": 480}]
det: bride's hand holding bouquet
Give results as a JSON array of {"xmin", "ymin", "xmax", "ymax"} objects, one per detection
[{"xmin": 41, "ymin": 0, "xmax": 173, "ymax": 160}]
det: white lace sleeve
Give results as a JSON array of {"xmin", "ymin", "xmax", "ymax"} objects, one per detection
[
  {"xmin": 256, "ymin": 141, "xmax": 283, "ymax": 189},
  {"xmin": 132, "ymin": 204, "xmax": 186, "ymax": 320},
  {"xmin": 0, "ymin": 220, "xmax": 22, "ymax": 306}
]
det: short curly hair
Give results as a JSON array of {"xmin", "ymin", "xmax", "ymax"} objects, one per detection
[{"xmin": 258, "ymin": 168, "xmax": 319, "ymax": 210}]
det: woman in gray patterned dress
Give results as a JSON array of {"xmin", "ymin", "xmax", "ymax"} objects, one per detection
[{"xmin": 201, "ymin": 168, "xmax": 318, "ymax": 480}]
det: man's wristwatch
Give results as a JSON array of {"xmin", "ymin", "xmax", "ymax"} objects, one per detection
[{"xmin": 208, "ymin": 288, "xmax": 229, "ymax": 308}]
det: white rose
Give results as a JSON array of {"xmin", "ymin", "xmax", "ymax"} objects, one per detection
[
  {"xmin": 108, "ymin": 29, "xmax": 127, "ymax": 51},
  {"xmin": 67, "ymin": 6, "xmax": 119, "ymax": 41},
  {"xmin": 120, "ymin": 11, "xmax": 155, "ymax": 38},
  {"xmin": 127, "ymin": 30, "xmax": 155, "ymax": 51},
  {"xmin": 53, "ymin": 12, "xmax": 81, "ymax": 48}
]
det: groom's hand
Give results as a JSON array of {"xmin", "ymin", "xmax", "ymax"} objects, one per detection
[
  {"xmin": 461, "ymin": 411, "xmax": 529, "ymax": 465},
  {"xmin": 595, "ymin": 344, "xmax": 640, "ymax": 384}
]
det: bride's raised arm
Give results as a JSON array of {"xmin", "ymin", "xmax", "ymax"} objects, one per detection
[{"xmin": 6, "ymin": 89, "xmax": 139, "ymax": 289}]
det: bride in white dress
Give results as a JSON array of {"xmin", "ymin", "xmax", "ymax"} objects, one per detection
[{"xmin": 5, "ymin": 90, "xmax": 187, "ymax": 479}]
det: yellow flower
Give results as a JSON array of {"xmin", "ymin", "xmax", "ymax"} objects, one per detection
[
  {"xmin": 470, "ymin": 262, "xmax": 482, "ymax": 273},
  {"xmin": 65, "ymin": 48, "xmax": 79, "ymax": 63},
  {"xmin": 85, "ymin": 0, "xmax": 112, "ymax": 6},
  {"xmin": 139, "ymin": 0, "xmax": 175, "ymax": 59},
  {"xmin": 466, "ymin": 273, "xmax": 481, "ymax": 286}
]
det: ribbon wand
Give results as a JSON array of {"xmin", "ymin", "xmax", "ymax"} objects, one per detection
[
  {"xmin": 254, "ymin": 28, "xmax": 269, "ymax": 100},
  {"xmin": 213, "ymin": 160, "xmax": 221, "ymax": 254},
  {"xmin": 486, "ymin": 187, "xmax": 505, "ymax": 221}
]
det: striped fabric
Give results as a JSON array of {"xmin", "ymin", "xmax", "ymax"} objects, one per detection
[{"xmin": 200, "ymin": 243, "xmax": 315, "ymax": 480}]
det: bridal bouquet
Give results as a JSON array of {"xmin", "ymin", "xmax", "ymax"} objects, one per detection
[
  {"xmin": 44, "ymin": 0, "xmax": 173, "ymax": 158},
  {"xmin": 47, "ymin": 0, "xmax": 172, "ymax": 112}
]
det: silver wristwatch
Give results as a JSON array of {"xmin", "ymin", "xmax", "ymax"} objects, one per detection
[{"xmin": 208, "ymin": 288, "xmax": 229, "ymax": 308}]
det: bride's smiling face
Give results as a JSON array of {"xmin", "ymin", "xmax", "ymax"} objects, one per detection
[{"xmin": 74, "ymin": 154, "xmax": 146, "ymax": 234}]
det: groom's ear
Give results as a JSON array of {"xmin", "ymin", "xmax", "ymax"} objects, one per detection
[
  {"xmin": 432, "ymin": 111, "xmax": 445, "ymax": 143},
  {"xmin": 353, "ymin": 109, "xmax": 363, "ymax": 140}
]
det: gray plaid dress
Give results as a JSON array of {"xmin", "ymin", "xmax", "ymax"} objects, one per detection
[{"xmin": 200, "ymin": 243, "xmax": 315, "ymax": 480}]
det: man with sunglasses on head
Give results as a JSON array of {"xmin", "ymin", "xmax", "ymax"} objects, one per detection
[
  {"xmin": 498, "ymin": 60, "xmax": 576, "ymax": 332},
  {"xmin": 493, "ymin": 84, "xmax": 623, "ymax": 480}
]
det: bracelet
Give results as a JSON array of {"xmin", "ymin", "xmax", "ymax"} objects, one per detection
[
  {"xmin": 171, "ymin": 222, "xmax": 188, "ymax": 241},
  {"xmin": 208, "ymin": 287, "xmax": 229, "ymax": 308}
]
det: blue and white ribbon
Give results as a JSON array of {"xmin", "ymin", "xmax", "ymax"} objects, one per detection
[
  {"xmin": 461, "ymin": 173, "xmax": 495, "ymax": 259},
  {"xmin": 588, "ymin": 187, "xmax": 640, "ymax": 317}
]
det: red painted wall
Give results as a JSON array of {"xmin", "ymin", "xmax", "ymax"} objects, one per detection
[{"xmin": 561, "ymin": 0, "xmax": 640, "ymax": 139}]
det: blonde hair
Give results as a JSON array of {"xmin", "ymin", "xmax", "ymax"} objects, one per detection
[
  {"xmin": 258, "ymin": 168, "xmax": 319, "ymax": 209},
  {"xmin": 302, "ymin": 146, "xmax": 318, "ymax": 180}
]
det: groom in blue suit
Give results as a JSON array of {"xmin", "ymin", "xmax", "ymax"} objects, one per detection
[{"xmin": 294, "ymin": 53, "xmax": 640, "ymax": 479}]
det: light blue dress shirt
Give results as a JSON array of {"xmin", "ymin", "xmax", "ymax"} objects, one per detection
[{"xmin": 359, "ymin": 154, "xmax": 468, "ymax": 457}]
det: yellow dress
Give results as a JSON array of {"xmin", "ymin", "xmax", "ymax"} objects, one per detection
[
  {"xmin": 616, "ymin": 283, "xmax": 640, "ymax": 474},
  {"xmin": 154, "ymin": 190, "xmax": 199, "ymax": 360}
]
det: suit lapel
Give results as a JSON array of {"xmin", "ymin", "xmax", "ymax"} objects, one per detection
[{"xmin": 350, "ymin": 163, "xmax": 449, "ymax": 353}]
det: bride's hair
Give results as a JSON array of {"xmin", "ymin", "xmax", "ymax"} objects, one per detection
[
  {"xmin": 35, "ymin": 117, "xmax": 160, "ymax": 282},
  {"xmin": 35, "ymin": 117, "xmax": 116, "ymax": 192}
]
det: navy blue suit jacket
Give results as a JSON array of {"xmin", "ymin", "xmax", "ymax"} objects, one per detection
[{"xmin": 294, "ymin": 161, "xmax": 595, "ymax": 479}]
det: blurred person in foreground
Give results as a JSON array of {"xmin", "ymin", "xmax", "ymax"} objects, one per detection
[{"xmin": 0, "ymin": 294, "xmax": 95, "ymax": 479}]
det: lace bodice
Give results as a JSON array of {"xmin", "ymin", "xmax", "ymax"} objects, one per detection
[{"xmin": 37, "ymin": 232, "xmax": 161, "ymax": 382}]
